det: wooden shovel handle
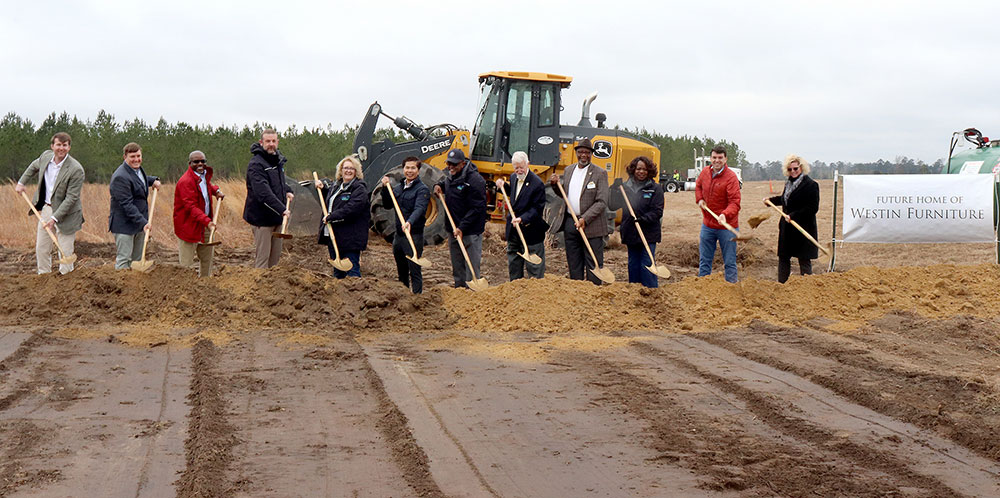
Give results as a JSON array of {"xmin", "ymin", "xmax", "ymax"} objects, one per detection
[
  {"xmin": 497, "ymin": 180, "xmax": 532, "ymax": 250},
  {"xmin": 314, "ymin": 172, "xmax": 342, "ymax": 259},
  {"xmin": 437, "ymin": 191, "xmax": 477, "ymax": 274},
  {"xmin": 384, "ymin": 180, "xmax": 421, "ymax": 257},
  {"xmin": 138, "ymin": 187, "xmax": 158, "ymax": 264},
  {"xmin": 699, "ymin": 202, "xmax": 740, "ymax": 237},
  {"xmin": 764, "ymin": 199, "xmax": 829, "ymax": 255},
  {"xmin": 208, "ymin": 197, "xmax": 222, "ymax": 243}
]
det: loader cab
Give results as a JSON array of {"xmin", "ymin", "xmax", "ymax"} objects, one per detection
[{"xmin": 470, "ymin": 72, "xmax": 572, "ymax": 167}]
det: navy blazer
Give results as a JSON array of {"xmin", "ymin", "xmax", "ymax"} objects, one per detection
[
  {"xmin": 108, "ymin": 162, "xmax": 158, "ymax": 235},
  {"xmin": 381, "ymin": 177, "xmax": 430, "ymax": 235},
  {"xmin": 502, "ymin": 170, "xmax": 549, "ymax": 245}
]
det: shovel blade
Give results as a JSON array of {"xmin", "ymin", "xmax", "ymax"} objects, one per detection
[
  {"xmin": 734, "ymin": 232, "xmax": 753, "ymax": 241},
  {"xmin": 647, "ymin": 264, "xmax": 671, "ymax": 279},
  {"xmin": 329, "ymin": 258, "xmax": 354, "ymax": 272},
  {"xmin": 747, "ymin": 212, "xmax": 771, "ymax": 229},
  {"xmin": 520, "ymin": 252, "xmax": 542, "ymax": 265},
  {"xmin": 406, "ymin": 256, "xmax": 433, "ymax": 268},
  {"xmin": 466, "ymin": 278, "xmax": 489, "ymax": 292},
  {"xmin": 130, "ymin": 260, "xmax": 155, "ymax": 272},
  {"xmin": 272, "ymin": 233, "xmax": 293, "ymax": 239},
  {"xmin": 589, "ymin": 267, "xmax": 616, "ymax": 284},
  {"xmin": 57, "ymin": 254, "xmax": 78, "ymax": 265},
  {"xmin": 199, "ymin": 241, "xmax": 221, "ymax": 247}
]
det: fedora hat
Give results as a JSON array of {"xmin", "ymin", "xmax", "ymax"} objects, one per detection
[{"xmin": 574, "ymin": 138, "xmax": 595, "ymax": 152}]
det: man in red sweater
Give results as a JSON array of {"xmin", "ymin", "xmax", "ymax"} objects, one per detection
[
  {"xmin": 695, "ymin": 145, "xmax": 741, "ymax": 282},
  {"xmin": 174, "ymin": 150, "xmax": 224, "ymax": 277}
]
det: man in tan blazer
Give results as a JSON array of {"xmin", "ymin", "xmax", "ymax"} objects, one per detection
[
  {"xmin": 16, "ymin": 132, "xmax": 86, "ymax": 274},
  {"xmin": 549, "ymin": 138, "xmax": 609, "ymax": 284}
]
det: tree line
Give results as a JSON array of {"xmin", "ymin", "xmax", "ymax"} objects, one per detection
[{"xmin": 2, "ymin": 111, "xmax": 940, "ymax": 184}]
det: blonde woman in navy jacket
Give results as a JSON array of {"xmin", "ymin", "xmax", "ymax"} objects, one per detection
[{"xmin": 315, "ymin": 155, "xmax": 369, "ymax": 278}]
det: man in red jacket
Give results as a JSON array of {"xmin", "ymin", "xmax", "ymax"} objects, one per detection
[
  {"xmin": 174, "ymin": 150, "xmax": 224, "ymax": 277},
  {"xmin": 695, "ymin": 145, "xmax": 741, "ymax": 282}
]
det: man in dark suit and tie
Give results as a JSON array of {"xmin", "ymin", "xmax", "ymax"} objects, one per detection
[
  {"xmin": 497, "ymin": 151, "xmax": 548, "ymax": 280},
  {"xmin": 16, "ymin": 132, "xmax": 85, "ymax": 274},
  {"xmin": 549, "ymin": 138, "xmax": 609, "ymax": 285},
  {"xmin": 109, "ymin": 142, "xmax": 161, "ymax": 270}
]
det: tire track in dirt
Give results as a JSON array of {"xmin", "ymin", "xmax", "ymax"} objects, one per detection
[
  {"xmin": 697, "ymin": 320, "xmax": 1000, "ymax": 462},
  {"xmin": 357, "ymin": 338, "xmax": 446, "ymax": 498},
  {"xmin": 176, "ymin": 339, "xmax": 238, "ymax": 498},
  {"xmin": 0, "ymin": 421, "xmax": 62, "ymax": 496},
  {"xmin": 629, "ymin": 341, "xmax": 965, "ymax": 497},
  {"xmin": 0, "ymin": 333, "xmax": 49, "ymax": 412},
  {"xmin": 563, "ymin": 350, "xmax": 907, "ymax": 496}
]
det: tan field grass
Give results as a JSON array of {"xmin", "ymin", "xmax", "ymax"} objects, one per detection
[{"xmin": 1, "ymin": 179, "xmax": 252, "ymax": 248}]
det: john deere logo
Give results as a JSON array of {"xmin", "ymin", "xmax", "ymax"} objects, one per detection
[{"xmin": 593, "ymin": 140, "xmax": 613, "ymax": 159}]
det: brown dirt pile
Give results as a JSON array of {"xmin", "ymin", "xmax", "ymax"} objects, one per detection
[
  {"xmin": 442, "ymin": 264, "xmax": 1000, "ymax": 333},
  {"xmin": 0, "ymin": 265, "xmax": 452, "ymax": 338}
]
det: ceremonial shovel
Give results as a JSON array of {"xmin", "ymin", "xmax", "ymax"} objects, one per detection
[
  {"xmin": 497, "ymin": 180, "xmax": 542, "ymax": 265},
  {"xmin": 699, "ymin": 203, "xmax": 753, "ymax": 241},
  {"xmin": 437, "ymin": 192, "xmax": 489, "ymax": 291},
  {"xmin": 131, "ymin": 188, "xmax": 158, "ymax": 272},
  {"xmin": 554, "ymin": 181, "xmax": 615, "ymax": 284},
  {"xmin": 383, "ymin": 181, "xmax": 432, "ymax": 267},
  {"xmin": 18, "ymin": 190, "xmax": 76, "ymax": 265},
  {"xmin": 619, "ymin": 185, "xmax": 670, "ymax": 279},
  {"xmin": 199, "ymin": 197, "xmax": 223, "ymax": 247},
  {"xmin": 764, "ymin": 199, "xmax": 832, "ymax": 257},
  {"xmin": 272, "ymin": 197, "xmax": 293, "ymax": 239},
  {"xmin": 314, "ymin": 172, "xmax": 353, "ymax": 272}
]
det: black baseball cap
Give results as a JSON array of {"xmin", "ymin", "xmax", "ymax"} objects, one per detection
[{"xmin": 446, "ymin": 149, "xmax": 467, "ymax": 164}]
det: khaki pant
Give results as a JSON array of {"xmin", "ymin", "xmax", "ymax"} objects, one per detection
[
  {"xmin": 114, "ymin": 232, "xmax": 145, "ymax": 270},
  {"xmin": 251, "ymin": 225, "xmax": 283, "ymax": 268},
  {"xmin": 178, "ymin": 227, "xmax": 214, "ymax": 277},
  {"xmin": 36, "ymin": 205, "xmax": 76, "ymax": 274}
]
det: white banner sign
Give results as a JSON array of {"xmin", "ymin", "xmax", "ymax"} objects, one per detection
[{"xmin": 843, "ymin": 174, "xmax": 996, "ymax": 243}]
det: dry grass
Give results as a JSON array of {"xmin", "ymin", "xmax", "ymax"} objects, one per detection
[
  {"xmin": 2, "ymin": 179, "xmax": 995, "ymax": 274},
  {"xmin": 1, "ymin": 179, "xmax": 252, "ymax": 248}
]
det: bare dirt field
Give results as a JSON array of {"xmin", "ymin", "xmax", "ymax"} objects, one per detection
[{"xmin": 1, "ymin": 180, "xmax": 999, "ymax": 497}]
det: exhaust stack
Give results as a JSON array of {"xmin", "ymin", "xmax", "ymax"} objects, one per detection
[{"xmin": 577, "ymin": 91, "xmax": 598, "ymax": 127}]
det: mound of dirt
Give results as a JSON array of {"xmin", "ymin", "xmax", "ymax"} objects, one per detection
[
  {"xmin": 0, "ymin": 265, "xmax": 453, "ymax": 338},
  {"xmin": 442, "ymin": 264, "xmax": 1000, "ymax": 333}
]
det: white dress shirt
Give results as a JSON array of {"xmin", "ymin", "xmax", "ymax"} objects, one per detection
[
  {"xmin": 567, "ymin": 164, "xmax": 588, "ymax": 216},
  {"xmin": 43, "ymin": 155, "xmax": 66, "ymax": 205}
]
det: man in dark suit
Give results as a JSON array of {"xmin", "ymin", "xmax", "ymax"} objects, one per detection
[
  {"xmin": 109, "ymin": 142, "xmax": 160, "ymax": 270},
  {"xmin": 549, "ymin": 138, "xmax": 609, "ymax": 285},
  {"xmin": 16, "ymin": 132, "xmax": 85, "ymax": 274},
  {"xmin": 497, "ymin": 151, "xmax": 548, "ymax": 280}
]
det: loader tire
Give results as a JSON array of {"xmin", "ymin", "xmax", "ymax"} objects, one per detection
[{"xmin": 369, "ymin": 163, "xmax": 449, "ymax": 245}]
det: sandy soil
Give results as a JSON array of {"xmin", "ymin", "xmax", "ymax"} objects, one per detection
[{"xmin": 2, "ymin": 181, "xmax": 999, "ymax": 497}]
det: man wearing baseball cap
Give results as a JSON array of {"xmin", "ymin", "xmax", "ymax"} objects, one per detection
[
  {"xmin": 549, "ymin": 138, "xmax": 610, "ymax": 284},
  {"xmin": 434, "ymin": 149, "xmax": 487, "ymax": 288}
]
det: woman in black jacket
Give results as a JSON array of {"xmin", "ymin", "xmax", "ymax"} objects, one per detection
[
  {"xmin": 619, "ymin": 156, "xmax": 664, "ymax": 288},
  {"xmin": 316, "ymin": 155, "xmax": 370, "ymax": 278},
  {"xmin": 380, "ymin": 156, "xmax": 430, "ymax": 293},
  {"xmin": 765, "ymin": 154, "xmax": 819, "ymax": 283}
]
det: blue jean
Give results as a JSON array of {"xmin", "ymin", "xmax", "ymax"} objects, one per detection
[
  {"xmin": 327, "ymin": 245, "xmax": 361, "ymax": 278},
  {"xmin": 627, "ymin": 243, "xmax": 658, "ymax": 288},
  {"xmin": 699, "ymin": 225, "xmax": 738, "ymax": 283}
]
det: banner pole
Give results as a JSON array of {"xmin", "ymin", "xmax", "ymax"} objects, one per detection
[
  {"xmin": 829, "ymin": 170, "xmax": 839, "ymax": 272},
  {"xmin": 995, "ymin": 171, "xmax": 999, "ymax": 265}
]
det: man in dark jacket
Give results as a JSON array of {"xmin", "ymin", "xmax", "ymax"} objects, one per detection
[
  {"xmin": 434, "ymin": 149, "xmax": 487, "ymax": 288},
  {"xmin": 109, "ymin": 142, "xmax": 160, "ymax": 270},
  {"xmin": 497, "ymin": 151, "xmax": 548, "ymax": 280},
  {"xmin": 173, "ymin": 150, "xmax": 224, "ymax": 277},
  {"xmin": 243, "ymin": 129, "xmax": 293, "ymax": 268},
  {"xmin": 381, "ymin": 156, "xmax": 430, "ymax": 293},
  {"xmin": 549, "ymin": 138, "xmax": 610, "ymax": 285}
]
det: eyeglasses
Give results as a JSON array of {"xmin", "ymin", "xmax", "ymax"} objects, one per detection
[
  {"xmin": 787, "ymin": 166, "xmax": 800, "ymax": 172},
  {"xmin": 190, "ymin": 159, "xmax": 207, "ymax": 164}
]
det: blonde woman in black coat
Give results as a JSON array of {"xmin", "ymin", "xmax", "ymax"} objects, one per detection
[{"xmin": 764, "ymin": 154, "xmax": 819, "ymax": 283}]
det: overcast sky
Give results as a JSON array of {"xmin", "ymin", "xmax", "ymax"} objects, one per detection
[{"xmin": 4, "ymin": 0, "xmax": 998, "ymax": 164}]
